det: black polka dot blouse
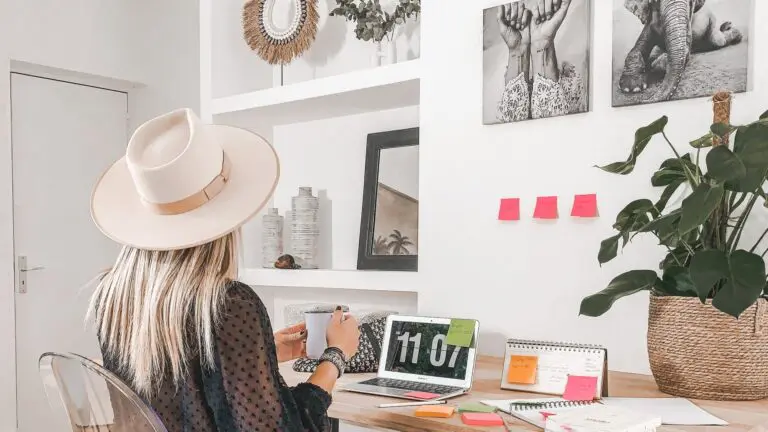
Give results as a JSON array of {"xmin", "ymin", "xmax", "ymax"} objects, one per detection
[{"xmin": 100, "ymin": 282, "xmax": 333, "ymax": 431}]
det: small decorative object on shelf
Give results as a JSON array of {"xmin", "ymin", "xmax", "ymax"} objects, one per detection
[
  {"xmin": 289, "ymin": 187, "xmax": 320, "ymax": 269},
  {"xmin": 243, "ymin": 0, "xmax": 319, "ymax": 65},
  {"xmin": 275, "ymin": 254, "xmax": 301, "ymax": 269},
  {"xmin": 580, "ymin": 100, "xmax": 768, "ymax": 401},
  {"xmin": 330, "ymin": 0, "xmax": 421, "ymax": 67},
  {"xmin": 261, "ymin": 208, "xmax": 284, "ymax": 268}
]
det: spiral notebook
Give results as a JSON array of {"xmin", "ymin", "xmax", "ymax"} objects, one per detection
[
  {"xmin": 501, "ymin": 339, "xmax": 608, "ymax": 398},
  {"xmin": 481, "ymin": 398, "xmax": 600, "ymax": 428}
]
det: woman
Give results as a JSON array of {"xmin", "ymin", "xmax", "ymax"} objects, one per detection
[
  {"xmin": 88, "ymin": 108, "xmax": 360, "ymax": 431},
  {"xmin": 496, "ymin": 0, "xmax": 586, "ymax": 122}
]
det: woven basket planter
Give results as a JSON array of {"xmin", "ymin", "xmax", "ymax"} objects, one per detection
[{"xmin": 647, "ymin": 295, "xmax": 768, "ymax": 400}]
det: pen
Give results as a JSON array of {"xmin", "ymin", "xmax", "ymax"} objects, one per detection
[{"xmin": 378, "ymin": 400, "xmax": 447, "ymax": 408}]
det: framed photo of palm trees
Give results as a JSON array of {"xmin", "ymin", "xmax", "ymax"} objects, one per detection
[{"xmin": 357, "ymin": 127, "xmax": 419, "ymax": 271}]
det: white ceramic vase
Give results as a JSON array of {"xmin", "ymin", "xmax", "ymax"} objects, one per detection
[
  {"xmin": 290, "ymin": 187, "xmax": 319, "ymax": 269},
  {"xmin": 371, "ymin": 38, "xmax": 397, "ymax": 66},
  {"xmin": 261, "ymin": 208, "xmax": 283, "ymax": 268}
]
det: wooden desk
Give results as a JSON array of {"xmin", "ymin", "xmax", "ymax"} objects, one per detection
[{"xmin": 280, "ymin": 356, "xmax": 768, "ymax": 432}]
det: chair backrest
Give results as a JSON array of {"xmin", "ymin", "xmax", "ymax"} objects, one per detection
[{"xmin": 39, "ymin": 352, "xmax": 168, "ymax": 432}]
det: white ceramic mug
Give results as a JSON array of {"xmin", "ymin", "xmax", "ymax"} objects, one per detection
[
  {"xmin": 304, "ymin": 305, "xmax": 350, "ymax": 359},
  {"xmin": 305, "ymin": 311, "xmax": 333, "ymax": 359}
]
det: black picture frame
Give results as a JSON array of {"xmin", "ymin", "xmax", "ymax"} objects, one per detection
[{"xmin": 357, "ymin": 127, "xmax": 419, "ymax": 271}]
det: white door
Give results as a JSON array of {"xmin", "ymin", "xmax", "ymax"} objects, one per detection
[{"xmin": 12, "ymin": 73, "xmax": 128, "ymax": 432}]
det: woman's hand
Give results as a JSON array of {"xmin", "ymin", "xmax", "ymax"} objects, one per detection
[
  {"xmin": 274, "ymin": 323, "xmax": 307, "ymax": 363},
  {"xmin": 498, "ymin": 3, "xmax": 532, "ymax": 54},
  {"xmin": 326, "ymin": 307, "xmax": 360, "ymax": 360},
  {"xmin": 529, "ymin": 0, "xmax": 571, "ymax": 49}
]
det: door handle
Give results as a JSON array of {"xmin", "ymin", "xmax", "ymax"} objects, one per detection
[
  {"xmin": 20, "ymin": 266, "xmax": 45, "ymax": 272},
  {"xmin": 19, "ymin": 266, "xmax": 45, "ymax": 272},
  {"xmin": 17, "ymin": 255, "xmax": 44, "ymax": 294}
]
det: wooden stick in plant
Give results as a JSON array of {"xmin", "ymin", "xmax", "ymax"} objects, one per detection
[{"xmin": 712, "ymin": 91, "xmax": 732, "ymax": 146}]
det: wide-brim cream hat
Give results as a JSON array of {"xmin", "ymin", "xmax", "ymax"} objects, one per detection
[{"xmin": 91, "ymin": 108, "xmax": 279, "ymax": 251}]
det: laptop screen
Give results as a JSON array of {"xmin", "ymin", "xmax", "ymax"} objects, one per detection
[{"xmin": 383, "ymin": 321, "xmax": 471, "ymax": 380}]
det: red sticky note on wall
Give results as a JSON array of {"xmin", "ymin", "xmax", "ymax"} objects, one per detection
[
  {"xmin": 571, "ymin": 194, "xmax": 598, "ymax": 217},
  {"xmin": 533, "ymin": 196, "xmax": 558, "ymax": 219},
  {"xmin": 498, "ymin": 198, "xmax": 520, "ymax": 221},
  {"xmin": 563, "ymin": 375, "xmax": 598, "ymax": 401}
]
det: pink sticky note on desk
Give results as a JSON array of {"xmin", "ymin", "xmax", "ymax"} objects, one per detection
[
  {"xmin": 571, "ymin": 194, "xmax": 598, "ymax": 217},
  {"xmin": 534, "ymin": 196, "xmax": 558, "ymax": 219},
  {"xmin": 563, "ymin": 375, "xmax": 598, "ymax": 401},
  {"xmin": 404, "ymin": 391, "xmax": 440, "ymax": 400},
  {"xmin": 498, "ymin": 198, "xmax": 520, "ymax": 221},
  {"xmin": 461, "ymin": 413, "xmax": 504, "ymax": 426}
]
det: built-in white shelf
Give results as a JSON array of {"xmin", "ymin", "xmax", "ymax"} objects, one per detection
[
  {"xmin": 239, "ymin": 268, "xmax": 419, "ymax": 292},
  {"xmin": 212, "ymin": 60, "xmax": 421, "ymax": 125}
]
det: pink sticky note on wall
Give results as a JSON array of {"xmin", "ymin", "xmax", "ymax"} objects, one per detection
[
  {"xmin": 498, "ymin": 198, "xmax": 520, "ymax": 221},
  {"xmin": 534, "ymin": 196, "xmax": 558, "ymax": 219},
  {"xmin": 571, "ymin": 194, "xmax": 598, "ymax": 217},
  {"xmin": 563, "ymin": 375, "xmax": 598, "ymax": 401}
]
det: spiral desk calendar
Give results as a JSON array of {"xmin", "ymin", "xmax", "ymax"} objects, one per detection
[{"xmin": 500, "ymin": 339, "xmax": 609, "ymax": 399}]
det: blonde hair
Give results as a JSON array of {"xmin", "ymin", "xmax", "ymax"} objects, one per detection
[{"xmin": 89, "ymin": 231, "xmax": 239, "ymax": 396}]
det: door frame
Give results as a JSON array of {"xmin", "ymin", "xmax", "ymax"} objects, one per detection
[{"xmin": 1, "ymin": 64, "xmax": 136, "ymax": 432}]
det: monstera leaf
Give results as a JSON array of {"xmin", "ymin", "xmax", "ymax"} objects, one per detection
[
  {"xmin": 726, "ymin": 124, "xmax": 768, "ymax": 192},
  {"xmin": 678, "ymin": 183, "xmax": 724, "ymax": 235},
  {"xmin": 706, "ymin": 146, "xmax": 746, "ymax": 183},
  {"xmin": 689, "ymin": 249, "xmax": 766, "ymax": 317},
  {"xmin": 597, "ymin": 117, "xmax": 667, "ymax": 175},
  {"xmin": 579, "ymin": 270, "xmax": 660, "ymax": 317}
]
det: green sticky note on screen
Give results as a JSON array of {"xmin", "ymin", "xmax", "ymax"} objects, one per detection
[
  {"xmin": 458, "ymin": 403, "xmax": 497, "ymax": 413},
  {"xmin": 446, "ymin": 319, "xmax": 475, "ymax": 347}
]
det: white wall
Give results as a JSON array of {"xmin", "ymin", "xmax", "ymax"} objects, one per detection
[
  {"xmin": 8, "ymin": 0, "xmax": 142, "ymax": 83},
  {"xmin": 419, "ymin": 0, "xmax": 767, "ymax": 374},
  {"xmin": 128, "ymin": 0, "xmax": 201, "ymax": 127}
]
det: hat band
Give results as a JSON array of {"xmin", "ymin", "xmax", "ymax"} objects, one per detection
[{"xmin": 141, "ymin": 154, "xmax": 232, "ymax": 215}]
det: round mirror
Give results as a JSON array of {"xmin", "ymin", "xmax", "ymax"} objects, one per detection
[{"xmin": 243, "ymin": 0, "xmax": 318, "ymax": 65}]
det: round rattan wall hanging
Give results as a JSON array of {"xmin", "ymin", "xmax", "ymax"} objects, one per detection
[{"xmin": 243, "ymin": 0, "xmax": 319, "ymax": 65}]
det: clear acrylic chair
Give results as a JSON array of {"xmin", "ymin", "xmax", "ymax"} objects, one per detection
[{"xmin": 39, "ymin": 352, "xmax": 168, "ymax": 432}]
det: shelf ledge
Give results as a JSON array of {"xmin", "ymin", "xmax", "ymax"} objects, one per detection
[
  {"xmin": 239, "ymin": 268, "xmax": 419, "ymax": 292},
  {"xmin": 212, "ymin": 60, "xmax": 420, "ymax": 125}
]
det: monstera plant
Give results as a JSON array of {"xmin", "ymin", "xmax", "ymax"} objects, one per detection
[{"xmin": 580, "ymin": 109, "xmax": 768, "ymax": 319}]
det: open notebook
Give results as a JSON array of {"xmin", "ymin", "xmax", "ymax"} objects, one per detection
[{"xmin": 482, "ymin": 398, "xmax": 601, "ymax": 428}]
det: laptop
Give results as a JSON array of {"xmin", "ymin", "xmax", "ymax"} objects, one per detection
[{"xmin": 342, "ymin": 315, "xmax": 480, "ymax": 401}]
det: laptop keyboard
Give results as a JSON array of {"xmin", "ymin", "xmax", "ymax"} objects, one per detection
[{"xmin": 359, "ymin": 378, "xmax": 463, "ymax": 395}]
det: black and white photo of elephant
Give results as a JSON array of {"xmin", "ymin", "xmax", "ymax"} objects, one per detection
[{"xmin": 612, "ymin": 0, "xmax": 749, "ymax": 107}]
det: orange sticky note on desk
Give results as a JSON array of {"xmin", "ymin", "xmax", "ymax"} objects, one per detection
[
  {"xmin": 534, "ymin": 196, "xmax": 558, "ymax": 219},
  {"xmin": 563, "ymin": 375, "xmax": 598, "ymax": 401},
  {"xmin": 415, "ymin": 405, "xmax": 455, "ymax": 418},
  {"xmin": 498, "ymin": 198, "xmax": 520, "ymax": 221},
  {"xmin": 571, "ymin": 194, "xmax": 598, "ymax": 217},
  {"xmin": 506, "ymin": 355, "xmax": 538, "ymax": 384}
]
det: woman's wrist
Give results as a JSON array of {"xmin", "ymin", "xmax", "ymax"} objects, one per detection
[
  {"xmin": 319, "ymin": 347, "xmax": 347, "ymax": 378},
  {"xmin": 531, "ymin": 41, "xmax": 559, "ymax": 82},
  {"xmin": 531, "ymin": 38, "xmax": 554, "ymax": 52},
  {"xmin": 505, "ymin": 45, "xmax": 531, "ymax": 84}
]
